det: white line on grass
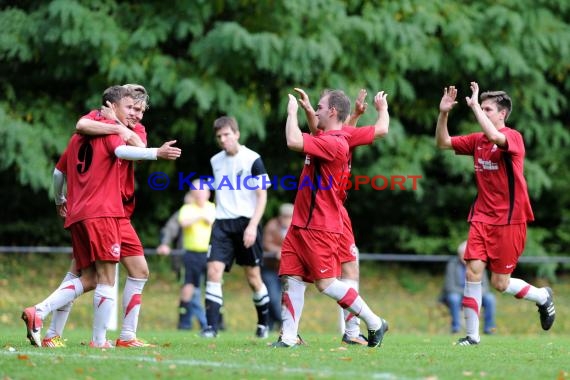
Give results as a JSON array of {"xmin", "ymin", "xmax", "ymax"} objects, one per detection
[{"xmin": 0, "ymin": 350, "xmax": 413, "ymax": 379}]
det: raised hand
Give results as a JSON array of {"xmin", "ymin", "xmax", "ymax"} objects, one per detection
[
  {"xmin": 293, "ymin": 88, "xmax": 313, "ymax": 112},
  {"xmin": 440, "ymin": 86, "xmax": 458, "ymax": 113},
  {"xmin": 354, "ymin": 89, "xmax": 368, "ymax": 116},
  {"xmin": 287, "ymin": 94, "xmax": 299, "ymax": 114},
  {"xmin": 465, "ymin": 81, "xmax": 480, "ymax": 108},
  {"xmin": 373, "ymin": 91, "xmax": 388, "ymax": 112}
]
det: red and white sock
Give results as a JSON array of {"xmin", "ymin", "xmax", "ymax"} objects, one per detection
[
  {"xmin": 322, "ymin": 279, "xmax": 381, "ymax": 331},
  {"xmin": 280, "ymin": 277, "xmax": 306, "ymax": 345},
  {"xmin": 45, "ymin": 272, "xmax": 78, "ymax": 339},
  {"xmin": 92, "ymin": 284, "xmax": 115, "ymax": 345},
  {"xmin": 504, "ymin": 278, "xmax": 548, "ymax": 304},
  {"xmin": 462, "ymin": 281, "xmax": 482, "ymax": 342},
  {"xmin": 36, "ymin": 277, "xmax": 84, "ymax": 320},
  {"xmin": 119, "ymin": 277, "xmax": 147, "ymax": 341},
  {"xmin": 340, "ymin": 279, "xmax": 361, "ymax": 338}
]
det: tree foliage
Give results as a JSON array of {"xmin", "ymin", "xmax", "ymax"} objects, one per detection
[{"xmin": 1, "ymin": 0, "xmax": 569, "ymax": 267}]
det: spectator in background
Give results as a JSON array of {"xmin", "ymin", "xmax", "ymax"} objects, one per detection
[
  {"xmin": 156, "ymin": 187, "xmax": 213, "ymax": 331},
  {"xmin": 441, "ymin": 241, "xmax": 496, "ymax": 335},
  {"xmin": 262, "ymin": 203, "xmax": 294, "ymax": 331}
]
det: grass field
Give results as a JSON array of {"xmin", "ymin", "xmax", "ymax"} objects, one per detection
[{"xmin": 1, "ymin": 254, "xmax": 569, "ymax": 379}]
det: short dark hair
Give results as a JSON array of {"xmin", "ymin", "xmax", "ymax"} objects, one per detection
[
  {"xmin": 213, "ymin": 116, "xmax": 239, "ymax": 133},
  {"xmin": 481, "ymin": 90, "xmax": 512, "ymax": 121},
  {"xmin": 322, "ymin": 89, "xmax": 351, "ymax": 122},
  {"xmin": 102, "ymin": 85, "xmax": 130, "ymax": 106}
]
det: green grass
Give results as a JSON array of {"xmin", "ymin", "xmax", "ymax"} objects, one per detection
[
  {"xmin": 1, "ymin": 330, "xmax": 569, "ymax": 379},
  {"xmin": 1, "ymin": 254, "xmax": 570, "ymax": 379}
]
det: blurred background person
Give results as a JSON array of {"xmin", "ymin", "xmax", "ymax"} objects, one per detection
[
  {"xmin": 157, "ymin": 183, "xmax": 215, "ymax": 331},
  {"xmin": 261, "ymin": 203, "xmax": 294, "ymax": 331},
  {"xmin": 440, "ymin": 240, "xmax": 496, "ymax": 335}
]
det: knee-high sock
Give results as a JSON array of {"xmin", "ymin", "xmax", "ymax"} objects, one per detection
[
  {"xmin": 280, "ymin": 277, "xmax": 306, "ymax": 346},
  {"xmin": 92, "ymin": 284, "xmax": 115, "ymax": 345},
  {"xmin": 35, "ymin": 277, "xmax": 84, "ymax": 320},
  {"xmin": 462, "ymin": 281, "xmax": 481, "ymax": 341},
  {"xmin": 252, "ymin": 283, "xmax": 270, "ymax": 327},
  {"xmin": 205, "ymin": 281, "xmax": 223, "ymax": 331},
  {"xmin": 504, "ymin": 278, "xmax": 548, "ymax": 304},
  {"xmin": 45, "ymin": 272, "xmax": 79, "ymax": 339},
  {"xmin": 322, "ymin": 279, "xmax": 381, "ymax": 331},
  {"xmin": 340, "ymin": 278, "xmax": 361, "ymax": 337},
  {"xmin": 119, "ymin": 277, "xmax": 147, "ymax": 341}
]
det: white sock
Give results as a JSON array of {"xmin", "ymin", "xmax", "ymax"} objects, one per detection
[
  {"xmin": 253, "ymin": 283, "xmax": 270, "ymax": 306},
  {"xmin": 340, "ymin": 279, "xmax": 360, "ymax": 337},
  {"xmin": 92, "ymin": 284, "xmax": 115, "ymax": 345},
  {"xmin": 36, "ymin": 278, "xmax": 84, "ymax": 320},
  {"xmin": 322, "ymin": 279, "xmax": 381, "ymax": 331},
  {"xmin": 45, "ymin": 272, "xmax": 78, "ymax": 339},
  {"xmin": 281, "ymin": 277, "xmax": 306, "ymax": 345},
  {"xmin": 504, "ymin": 278, "xmax": 548, "ymax": 304},
  {"xmin": 119, "ymin": 277, "xmax": 147, "ymax": 341},
  {"xmin": 463, "ymin": 281, "xmax": 482, "ymax": 342}
]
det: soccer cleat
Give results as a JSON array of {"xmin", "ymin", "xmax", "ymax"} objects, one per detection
[
  {"xmin": 367, "ymin": 318, "xmax": 389, "ymax": 348},
  {"xmin": 271, "ymin": 340, "xmax": 296, "ymax": 348},
  {"xmin": 456, "ymin": 336, "xmax": 479, "ymax": 346},
  {"xmin": 341, "ymin": 333, "xmax": 368, "ymax": 346},
  {"xmin": 42, "ymin": 335, "xmax": 66, "ymax": 348},
  {"xmin": 277, "ymin": 333, "xmax": 306, "ymax": 345},
  {"xmin": 89, "ymin": 340, "xmax": 114, "ymax": 349},
  {"xmin": 21, "ymin": 306, "xmax": 42, "ymax": 347},
  {"xmin": 115, "ymin": 338, "xmax": 157, "ymax": 348},
  {"xmin": 537, "ymin": 287, "xmax": 555, "ymax": 331},
  {"xmin": 200, "ymin": 326, "xmax": 217, "ymax": 338},
  {"xmin": 255, "ymin": 324, "xmax": 269, "ymax": 339}
]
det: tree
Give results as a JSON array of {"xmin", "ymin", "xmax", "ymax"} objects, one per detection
[{"xmin": 1, "ymin": 0, "xmax": 569, "ymax": 272}]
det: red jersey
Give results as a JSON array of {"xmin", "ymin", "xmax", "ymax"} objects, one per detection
[
  {"xmin": 56, "ymin": 133, "xmax": 125, "ymax": 228},
  {"xmin": 451, "ymin": 127, "xmax": 534, "ymax": 225},
  {"xmin": 82, "ymin": 111, "xmax": 148, "ymax": 218},
  {"xmin": 291, "ymin": 130, "xmax": 350, "ymax": 233}
]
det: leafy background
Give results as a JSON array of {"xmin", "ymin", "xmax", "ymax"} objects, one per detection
[{"xmin": 1, "ymin": 0, "xmax": 569, "ymax": 271}]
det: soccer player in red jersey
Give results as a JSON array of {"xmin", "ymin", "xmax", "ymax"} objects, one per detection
[
  {"xmin": 435, "ymin": 82, "xmax": 555, "ymax": 346},
  {"xmin": 273, "ymin": 90, "xmax": 388, "ymax": 348},
  {"xmin": 22, "ymin": 85, "xmax": 181, "ymax": 348},
  {"xmin": 293, "ymin": 88, "xmax": 390, "ymax": 345}
]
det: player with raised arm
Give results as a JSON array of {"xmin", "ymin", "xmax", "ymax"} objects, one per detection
[
  {"xmin": 273, "ymin": 89, "xmax": 388, "ymax": 348},
  {"xmin": 435, "ymin": 82, "xmax": 555, "ymax": 345},
  {"xmin": 292, "ymin": 87, "xmax": 389, "ymax": 345}
]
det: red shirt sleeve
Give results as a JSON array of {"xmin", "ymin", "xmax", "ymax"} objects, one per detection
[
  {"xmin": 451, "ymin": 133, "xmax": 480, "ymax": 155},
  {"xmin": 343, "ymin": 125, "xmax": 375, "ymax": 148},
  {"xmin": 302, "ymin": 133, "xmax": 343, "ymax": 161},
  {"xmin": 55, "ymin": 148, "xmax": 68, "ymax": 174},
  {"xmin": 133, "ymin": 123, "xmax": 147, "ymax": 146},
  {"xmin": 502, "ymin": 128, "xmax": 524, "ymax": 156}
]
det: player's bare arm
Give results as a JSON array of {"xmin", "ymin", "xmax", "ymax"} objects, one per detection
[
  {"xmin": 243, "ymin": 188, "xmax": 267, "ymax": 248},
  {"xmin": 346, "ymin": 88, "xmax": 368, "ymax": 127},
  {"xmin": 294, "ymin": 88, "xmax": 318, "ymax": 133},
  {"xmin": 466, "ymin": 82, "xmax": 507, "ymax": 147},
  {"xmin": 435, "ymin": 86, "xmax": 457, "ymax": 149},
  {"xmin": 286, "ymin": 94, "xmax": 303, "ymax": 151},
  {"xmin": 373, "ymin": 91, "xmax": 389, "ymax": 139}
]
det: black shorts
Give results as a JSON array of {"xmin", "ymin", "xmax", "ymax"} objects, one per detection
[
  {"xmin": 209, "ymin": 217, "xmax": 263, "ymax": 272},
  {"xmin": 182, "ymin": 250, "xmax": 208, "ymax": 287}
]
